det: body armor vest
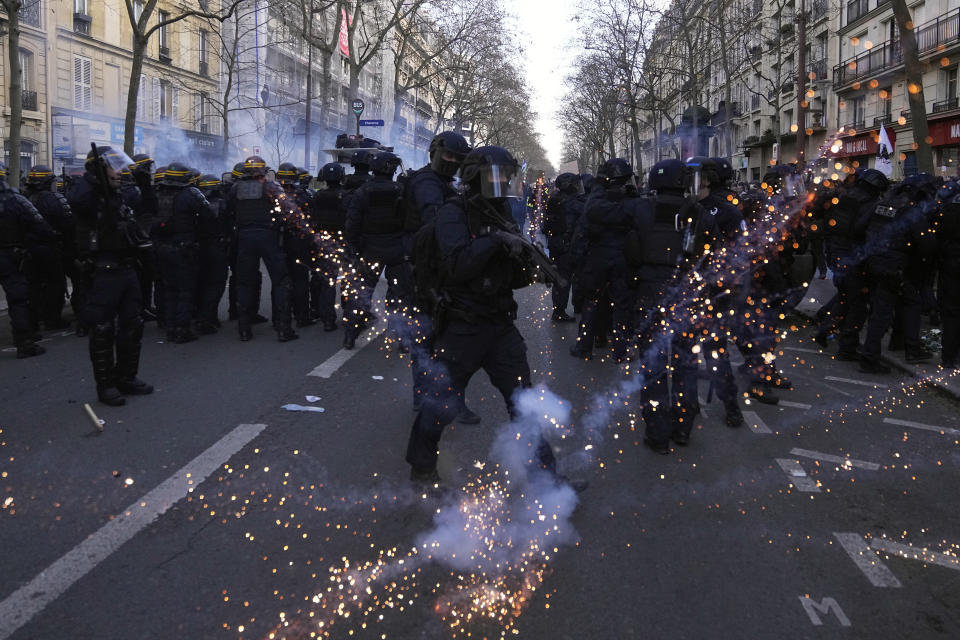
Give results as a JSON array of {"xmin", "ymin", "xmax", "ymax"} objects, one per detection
[
  {"xmin": 360, "ymin": 180, "xmax": 405, "ymax": 235},
  {"xmin": 313, "ymin": 189, "xmax": 347, "ymax": 232},
  {"xmin": 234, "ymin": 180, "xmax": 272, "ymax": 228}
]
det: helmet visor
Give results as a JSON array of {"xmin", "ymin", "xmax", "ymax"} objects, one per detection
[
  {"xmin": 431, "ymin": 149, "xmax": 467, "ymax": 177},
  {"xmin": 100, "ymin": 148, "xmax": 135, "ymax": 174},
  {"xmin": 478, "ymin": 164, "xmax": 524, "ymax": 199}
]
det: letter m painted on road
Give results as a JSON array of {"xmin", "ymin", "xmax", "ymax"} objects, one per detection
[{"xmin": 799, "ymin": 596, "xmax": 851, "ymax": 627}]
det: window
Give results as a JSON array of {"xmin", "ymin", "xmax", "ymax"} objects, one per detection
[
  {"xmin": 158, "ymin": 11, "xmax": 169, "ymax": 51},
  {"xmin": 880, "ymin": 86, "xmax": 892, "ymax": 119},
  {"xmin": 946, "ymin": 67, "xmax": 958, "ymax": 100},
  {"xmin": 137, "ymin": 75, "xmax": 149, "ymax": 120},
  {"xmin": 20, "ymin": 0, "xmax": 41, "ymax": 27},
  {"xmin": 199, "ymin": 30, "xmax": 208, "ymax": 74},
  {"xmin": 73, "ymin": 55, "xmax": 92, "ymax": 111},
  {"xmin": 74, "ymin": 0, "xmax": 86, "ymax": 13},
  {"xmin": 19, "ymin": 49, "xmax": 34, "ymax": 93},
  {"xmin": 851, "ymin": 95, "xmax": 865, "ymax": 126},
  {"xmin": 156, "ymin": 81, "xmax": 178, "ymax": 122}
]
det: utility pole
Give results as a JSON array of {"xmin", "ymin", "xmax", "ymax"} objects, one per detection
[
  {"xmin": 796, "ymin": 0, "xmax": 807, "ymax": 168},
  {"xmin": 303, "ymin": 0, "xmax": 314, "ymax": 171}
]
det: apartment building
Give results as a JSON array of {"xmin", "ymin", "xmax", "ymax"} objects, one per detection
[{"xmin": 639, "ymin": 0, "xmax": 960, "ymax": 182}]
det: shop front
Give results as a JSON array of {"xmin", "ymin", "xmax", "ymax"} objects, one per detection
[
  {"xmin": 928, "ymin": 115, "xmax": 960, "ymax": 179},
  {"xmin": 828, "ymin": 127, "xmax": 896, "ymax": 173}
]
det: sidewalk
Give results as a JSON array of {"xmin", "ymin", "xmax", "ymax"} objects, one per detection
[{"xmin": 795, "ymin": 276, "xmax": 960, "ymax": 402}]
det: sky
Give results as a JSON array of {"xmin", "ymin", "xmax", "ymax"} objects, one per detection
[{"xmin": 510, "ymin": 0, "xmax": 583, "ymax": 170}]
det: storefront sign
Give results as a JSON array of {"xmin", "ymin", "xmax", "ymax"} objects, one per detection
[
  {"xmin": 928, "ymin": 117, "xmax": 960, "ymax": 146},
  {"xmin": 830, "ymin": 128, "xmax": 896, "ymax": 158}
]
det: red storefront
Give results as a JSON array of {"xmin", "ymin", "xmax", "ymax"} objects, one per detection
[
  {"xmin": 928, "ymin": 115, "xmax": 960, "ymax": 177},
  {"xmin": 829, "ymin": 128, "xmax": 897, "ymax": 169}
]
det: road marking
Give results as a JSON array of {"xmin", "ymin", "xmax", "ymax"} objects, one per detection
[
  {"xmin": 833, "ymin": 533, "xmax": 902, "ymax": 587},
  {"xmin": 775, "ymin": 459, "xmax": 821, "ymax": 492},
  {"xmin": 824, "ymin": 376, "xmax": 889, "ymax": 388},
  {"xmin": 871, "ymin": 539, "xmax": 960, "ymax": 572},
  {"xmin": 0, "ymin": 422, "xmax": 267, "ymax": 640},
  {"xmin": 798, "ymin": 596, "xmax": 851, "ymax": 627},
  {"xmin": 779, "ymin": 400, "xmax": 813, "ymax": 410},
  {"xmin": 882, "ymin": 417, "xmax": 960, "ymax": 437},
  {"xmin": 788, "ymin": 448, "xmax": 880, "ymax": 471},
  {"xmin": 743, "ymin": 410, "xmax": 772, "ymax": 434},
  {"xmin": 783, "ymin": 346, "xmax": 824, "ymax": 355},
  {"xmin": 307, "ymin": 325, "xmax": 386, "ymax": 378}
]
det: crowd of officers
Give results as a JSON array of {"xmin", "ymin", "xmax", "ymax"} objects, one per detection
[{"xmin": 1, "ymin": 131, "xmax": 958, "ymax": 485}]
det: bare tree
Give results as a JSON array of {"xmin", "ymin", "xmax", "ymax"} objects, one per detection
[
  {"xmin": 0, "ymin": 0, "xmax": 28, "ymax": 187},
  {"xmin": 342, "ymin": 0, "xmax": 424, "ymax": 99},
  {"xmin": 891, "ymin": 0, "xmax": 933, "ymax": 174}
]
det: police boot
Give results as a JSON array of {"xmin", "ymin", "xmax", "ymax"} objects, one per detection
[
  {"xmin": 323, "ymin": 319, "xmax": 338, "ymax": 332},
  {"xmin": 15, "ymin": 339, "xmax": 46, "ymax": 359},
  {"xmin": 747, "ymin": 384, "xmax": 779, "ymax": 405},
  {"xmin": 858, "ymin": 356, "xmax": 891, "ymax": 374},
  {"xmin": 90, "ymin": 323, "xmax": 124, "ymax": 406},
  {"xmin": 239, "ymin": 323, "xmax": 253, "ymax": 341},
  {"xmin": 343, "ymin": 329, "xmax": 357, "ymax": 350},
  {"xmin": 724, "ymin": 401, "xmax": 745, "ymax": 428},
  {"xmin": 116, "ymin": 319, "xmax": 153, "ymax": 396}
]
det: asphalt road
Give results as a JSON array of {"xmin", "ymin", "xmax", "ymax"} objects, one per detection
[{"xmin": 1, "ymin": 280, "xmax": 958, "ymax": 640}]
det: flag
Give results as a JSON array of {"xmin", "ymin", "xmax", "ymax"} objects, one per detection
[{"xmin": 876, "ymin": 123, "xmax": 893, "ymax": 178}]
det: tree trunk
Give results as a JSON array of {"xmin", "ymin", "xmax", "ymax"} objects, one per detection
[
  {"xmin": 124, "ymin": 36, "xmax": 148, "ymax": 155},
  {"xmin": 891, "ymin": 0, "xmax": 933, "ymax": 174},
  {"xmin": 304, "ymin": 39, "xmax": 313, "ymax": 171},
  {"xmin": 6, "ymin": 0, "xmax": 23, "ymax": 188},
  {"xmin": 796, "ymin": 0, "xmax": 807, "ymax": 168},
  {"xmin": 319, "ymin": 52, "xmax": 332, "ymax": 148}
]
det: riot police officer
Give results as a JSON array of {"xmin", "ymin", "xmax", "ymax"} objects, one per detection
[
  {"xmin": 0, "ymin": 163, "xmax": 54, "ymax": 358},
  {"xmin": 310, "ymin": 163, "xmax": 348, "ymax": 331},
  {"xmin": 195, "ymin": 174, "xmax": 233, "ymax": 334},
  {"xmin": 543, "ymin": 172, "xmax": 584, "ymax": 322},
  {"xmin": 278, "ymin": 162, "xmax": 316, "ymax": 328},
  {"xmin": 67, "ymin": 146, "xmax": 153, "ymax": 405},
  {"xmin": 23, "ymin": 165, "xmax": 74, "ymax": 330},
  {"xmin": 939, "ymin": 185, "xmax": 960, "ymax": 369},
  {"xmin": 405, "ymin": 146, "xmax": 561, "ymax": 487},
  {"xmin": 224, "ymin": 156, "xmax": 297, "ymax": 342},
  {"xmin": 297, "ymin": 167, "xmax": 315, "ymax": 198},
  {"xmin": 632, "ymin": 158, "xmax": 716, "ymax": 451},
  {"xmin": 569, "ymin": 158, "xmax": 641, "ymax": 362},
  {"xmin": 344, "ymin": 152, "xmax": 409, "ymax": 349},
  {"xmin": 129, "ymin": 154, "xmax": 160, "ymax": 322},
  {"xmin": 344, "ymin": 150, "xmax": 373, "ymax": 191},
  {"xmin": 153, "ymin": 162, "xmax": 212, "ymax": 343},
  {"xmin": 226, "ymin": 161, "xmax": 264, "ymax": 323}
]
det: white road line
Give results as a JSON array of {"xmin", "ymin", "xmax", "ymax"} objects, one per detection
[
  {"xmin": 833, "ymin": 533, "xmax": 902, "ymax": 588},
  {"xmin": 743, "ymin": 410, "xmax": 772, "ymax": 434},
  {"xmin": 779, "ymin": 400, "xmax": 813, "ymax": 410},
  {"xmin": 775, "ymin": 459, "xmax": 821, "ymax": 492},
  {"xmin": 870, "ymin": 539, "xmax": 960, "ymax": 572},
  {"xmin": 0, "ymin": 422, "xmax": 266, "ymax": 640},
  {"xmin": 824, "ymin": 376, "xmax": 889, "ymax": 388},
  {"xmin": 788, "ymin": 448, "xmax": 880, "ymax": 471},
  {"xmin": 307, "ymin": 325, "xmax": 386, "ymax": 378},
  {"xmin": 783, "ymin": 346, "xmax": 824, "ymax": 355},
  {"xmin": 882, "ymin": 417, "xmax": 960, "ymax": 437}
]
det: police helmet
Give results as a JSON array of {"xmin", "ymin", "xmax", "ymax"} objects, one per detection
[
  {"xmin": 231, "ymin": 162, "xmax": 245, "ymax": 179},
  {"xmin": 597, "ymin": 158, "xmax": 634, "ymax": 187},
  {"xmin": 762, "ymin": 164, "xmax": 805, "ymax": 198},
  {"xmin": 351, "ymin": 149, "xmax": 372, "ymax": 170},
  {"xmin": 154, "ymin": 165, "xmax": 167, "ymax": 183},
  {"xmin": 937, "ymin": 180, "xmax": 960, "ymax": 202},
  {"xmin": 243, "ymin": 155, "xmax": 268, "ymax": 178},
  {"xmin": 277, "ymin": 162, "xmax": 299, "ymax": 185},
  {"xmin": 429, "ymin": 131, "xmax": 471, "ymax": 177},
  {"xmin": 857, "ymin": 169, "xmax": 889, "ymax": 195},
  {"xmin": 710, "ymin": 157, "xmax": 734, "ymax": 185},
  {"xmin": 131, "ymin": 153, "xmax": 155, "ymax": 176},
  {"xmin": 320, "ymin": 162, "xmax": 344, "ymax": 185},
  {"xmin": 460, "ymin": 146, "xmax": 524, "ymax": 199},
  {"xmin": 554, "ymin": 172, "xmax": 583, "ymax": 195},
  {"xmin": 685, "ymin": 156, "xmax": 719, "ymax": 193},
  {"xmin": 162, "ymin": 161, "xmax": 193, "ymax": 187},
  {"xmin": 370, "ymin": 152, "xmax": 402, "ymax": 177},
  {"xmin": 297, "ymin": 167, "xmax": 312, "ymax": 187},
  {"xmin": 85, "ymin": 145, "xmax": 134, "ymax": 174},
  {"xmin": 648, "ymin": 159, "xmax": 689, "ymax": 192},
  {"xmin": 0, "ymin": 162, "xmax": 6, "ymax": 179},
  {"xmin": 26, "ymin": 165, "xmax": 56, "ymax": 188},
  {"xmin": 902, "ymin": 172, "xmax": 937, "ymax": 199},
  {"xmin": 197, "ymin": 173, "xmax": 221, "ymax": 192}
]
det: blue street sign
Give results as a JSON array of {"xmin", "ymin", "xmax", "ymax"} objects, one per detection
[{"xmin": 358, "ymin": 119, "xmax": 384, "ymax": 127}]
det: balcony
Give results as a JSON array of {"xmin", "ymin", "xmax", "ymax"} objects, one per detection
[
  {"xmin": 933, "ymin": 98, "xmax": 959, "ymax": 113},
  {"xmin": 20, "ymin": 90, "xmax": 37, "ymax": 111},
  {"xmin": 73, "ymin": 12, "xmax": 91, "ymax": 35},
  {"xmin": 19, "ymin": 0, "xmax": 40, "ymax": 27},
  {"xmin": 199, "ymin": 61, "xmax": 209, "ymax": 77},
  {"xmin": 834, "ymin": 8, "xmax": 960, "ymax": 88},
  {"xmin": 749, "ymin": 46, "xmax": 762, "ymax": 62},
  {"xmin": 873, "ymin": 114, "xmax": 893, "ymax": 126},
  {"xmin": 806, "ymin": 110, "xmax": 826, "ymax": 129},
  {"xmin": 781, "ymin": 81, "xmax": 795, "ymax": 94},
  {"xmin": 810, "ymin": 0, "xmax": 828, "ymax": 21},
  {"xmin": 807, "ymin": 59, "xmax": 827, "ymax": 82},
  {"xmin": 843, "ymin": 120, "xmax": 865, "ymax": 131},
  {"xmin": 743, "ymin": 135, "xmax": 761, "ymax": 147},
  {"xmin": 900, "ymin": 109, "xmax": 911, "ymax": 121},
  {"xmin": 159, "ymin": 46, "xmax": 172, "ymax": 63}
]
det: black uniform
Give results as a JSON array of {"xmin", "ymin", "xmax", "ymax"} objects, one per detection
[
  {"xmin": 0, "ymin": 182, "xmax": 55, "ymax": 356},
  {"xmin": 939, "ymin": 191, "xmax": 960, "ymax": 368},
  {"xmin": 24, "ymin": 185, "xmax": 73, "ymax": 328},
  {"xmin": 405, "ymin": 195, "xmax": 554, "ymax": 475},
  {"xmin": 224, "ymin": 177, "xmax": 294, "ymax": 340},
  {"xmin": 344, "ymin": 174, "xmax": 412, "ymax": 345},
  {"xmin": 309, "ymin": 184, "xmax": 348, "ymax": 329},
  {"xmin": 281, "ymin": 185, "xmax": 316, "ymax": 327},
  {"xmin": 195, "ymin": 188, "xmax": 233, "ymax": 332},
  {"xmin": 155, "ymin": 185, "xmax": 211, "ymax": 340},
  {"xmin": 67, "ymin": 172, "xmax": 152, "ymax": 402},
  {"xmin": 131, "ymin": 173, "xmax": 160, "ymax": 318},
  {"xmin": 543, "ymin": 190, "xmax": 584, "ymax": 317}
]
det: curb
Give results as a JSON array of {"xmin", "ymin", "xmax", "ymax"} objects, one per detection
[{"xmin": 881, "ymin": 351, "xmax": 960, "ymax": 403}]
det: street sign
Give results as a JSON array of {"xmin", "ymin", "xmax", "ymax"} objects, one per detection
[
  {"xmin": 358, "ymin": 119, "xmax": 384, "ymax": 127},
  {"xmin": 351, "ymin": 99, "xmax": 365, "ymax": 116}
]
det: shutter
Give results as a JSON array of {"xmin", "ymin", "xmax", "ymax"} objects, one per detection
[
  {"xmin": 194, "ymin": 92, "xmax": 201, "ymax": 129},
  {"xmin": 172, "ymin": 86, "xmax": 178, "ymax": 124},
  {"xmin": 74, "ymin": 57, "xmax": 82, "ymax": 109},
  {"xmin": 137, "ymin": 75, "xmax": 146, "ymax": 120},
  {"xmin": 82, "ymin": 58, "xmax": 92, "ymax": 110},
  {"xmin": 152, "ymin": 77, "xmax": 160, "ymax": 121}
]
